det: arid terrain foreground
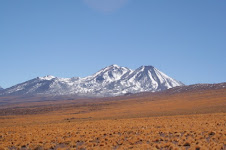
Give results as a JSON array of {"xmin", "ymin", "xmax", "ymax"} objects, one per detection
[{"xmin": 0, "ymin": 84, "xmax": 225, "ymax": 149}]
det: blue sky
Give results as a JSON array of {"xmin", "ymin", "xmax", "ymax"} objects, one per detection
[{"xmin": 0, "ymin": 0, "xmax": 226, "ymax": 88}]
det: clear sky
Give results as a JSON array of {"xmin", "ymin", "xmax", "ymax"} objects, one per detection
[{"xmin": 0, "ymin": 0, "xmax": 226, "ymax": 88}]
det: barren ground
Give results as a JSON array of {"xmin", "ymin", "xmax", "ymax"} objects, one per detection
[{"xmin": 0, "ymin": 87, "xmax": 225, "ymax": 149}]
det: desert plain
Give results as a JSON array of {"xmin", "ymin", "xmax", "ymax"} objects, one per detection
[{"xmin": 0, "ymin": 85, "xmax": 225, "ymax": 150}]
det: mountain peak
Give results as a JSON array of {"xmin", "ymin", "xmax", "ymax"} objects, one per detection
[
  {"xmin": 39, "ymin": 75, "xmax": 56, "ymax": 80},
  {"xmin": 102, "ymin": 64, "xmax": 123, "ymax": 70},
  {"xmin": 109, "ymin": 64, "xmax": 120, "ymax": 68},
  {"xmin": 91, "ymin": 64, "xmax": 132, "ymax": 83},
  {"xmin": 139, "ymin": 65, "xmax": 154, "ymax": 70}
]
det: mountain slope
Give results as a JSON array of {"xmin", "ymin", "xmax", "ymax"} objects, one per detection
[
  {"xmin": 0, "ymin": 86, "xmax": 3, "ymax": 91},
  {"xmin": 0, "ymin": 65, "xmax": 183, "ymax": 97}
]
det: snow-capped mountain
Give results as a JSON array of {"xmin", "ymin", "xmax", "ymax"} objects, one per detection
[
  {"xmin": 0, "ymin": 65, "xmax": 183, "ymax": 97},
  {"xmin": 114, "ymin": 66, "xmax": 184, "ymax": 94},
  {"xmin": 0, "ymin": 86, "xmax": 3, "ymax": 91}
]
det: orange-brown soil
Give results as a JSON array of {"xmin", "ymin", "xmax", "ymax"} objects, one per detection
[{"xmin": 0, "ymin": 87, "xmax": 225, "ymax": 149}]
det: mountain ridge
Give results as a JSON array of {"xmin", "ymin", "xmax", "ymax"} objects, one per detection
[{"xmin": 0, "ymin": 65, "xmax": 183, "ymax": 97}]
